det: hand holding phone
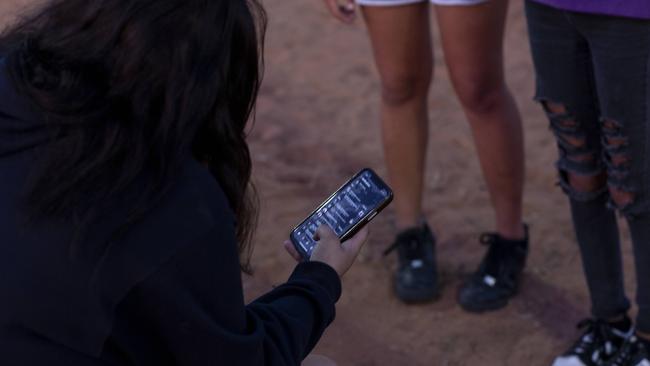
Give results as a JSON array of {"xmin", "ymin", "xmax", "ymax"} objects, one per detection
[
  {"xmin": 289, "ymin": 168, "xmax": 393, "ymax": 260},
  {"xmin": 284, "ymin": 225, "xmax": 369, "ymax": 277}
]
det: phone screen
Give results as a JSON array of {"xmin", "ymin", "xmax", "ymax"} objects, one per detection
[{"xmin": 291, "ymin": 169, "xmax": 392, "ymax": 258}]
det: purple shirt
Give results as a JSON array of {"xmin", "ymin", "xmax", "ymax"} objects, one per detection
[{"xmin": 532, "ymin": 0, "xmax": 650, "ymax": 20}]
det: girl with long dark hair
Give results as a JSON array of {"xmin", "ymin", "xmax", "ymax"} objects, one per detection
[{"xmin": 0, "ymin": 0, "xmax": 367, "ymax": 364}]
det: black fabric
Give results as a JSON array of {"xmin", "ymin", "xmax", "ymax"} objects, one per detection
[
  {"xmin": 628, "ymin": 214, "xmax": 650, "ymax": 334},
  {"xmin": 569, "ymin": 196, "xmax": 631, "ymax": 320},
  {"xmin": 0, "ymin": 58, "xmax": 342, "ymax": 365}
]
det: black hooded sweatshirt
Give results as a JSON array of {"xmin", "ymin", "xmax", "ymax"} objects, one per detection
[{"xmin": 0, "ymin": 58, "xmax": 341, "ymax": 366}]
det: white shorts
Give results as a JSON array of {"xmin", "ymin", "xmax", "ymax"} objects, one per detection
[{"xmin": 357, "ymin": 0, "xmax": 488, "ymax": 6}]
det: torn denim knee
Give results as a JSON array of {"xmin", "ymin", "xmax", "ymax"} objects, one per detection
[
  {"xmin": 601, "ymin": 117, "xmax": 637, "ymax": 215},
  {"xmin": 537, "ymin": 98, "xmax": 607, "ymax": 201}
]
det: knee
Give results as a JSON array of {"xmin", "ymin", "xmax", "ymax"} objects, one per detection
[
  {"xmin": 567, "ymin": 172, "xmax": 607, "ymax": 194},
  {"xmin": 609, "ymin": 186, "xmax": 635, "ymax": 210},
  {"xmin": 539, "ymin": 99, "xmax": 636, "ymax": 208},
  {"xmin": 380, "ymin": 72, "xmax": 430, "ymax": 107},
  {"xmin": 557, "ymin": 170, "xmax": 609, "ymax": 203},
  {"xmin": 541, "ymin": 99, "xmax": 608, "ymax": 198},
  {"xmin": 453, "ymin": 77, "xmax": 505, "ymax": 115},
  {"xmin": 602, "ymin": 117, "xmax": 636, "ymax": 211},
  {"xmin": 545, "ymin": 101, "xmax": 607, "ymax": 200}
]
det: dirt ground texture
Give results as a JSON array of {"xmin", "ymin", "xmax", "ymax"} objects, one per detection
[{"xmin": 0, "ymin": 1, "xmax": 640, "ymax": 365}]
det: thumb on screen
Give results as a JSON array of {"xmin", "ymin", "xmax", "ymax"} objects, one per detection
[{"xmin": 314, "ymin": 224, "xmax": 337, "ymax": 242}]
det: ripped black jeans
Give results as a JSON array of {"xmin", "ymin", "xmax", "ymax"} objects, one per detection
[{"xmin": 526, "ymin": 1, "xmax": 650, "ymax": 333}]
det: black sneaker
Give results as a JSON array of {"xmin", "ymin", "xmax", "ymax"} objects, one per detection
[
  {"xmin": 458, "ymin": 226, "xmax": 528, "ymax": 312},
  {"xmin": 552, "ymin": 319, "xmax": 633, "ymax": 366},
  {"xmin": 604, "ymin": 336, "xmax": 650, "ymax": 366},
  {"xmin": 383, "ymin": 222, "xmax": 439, "ymax": 303}
]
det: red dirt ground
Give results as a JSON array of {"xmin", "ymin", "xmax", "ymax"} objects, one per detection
[{"xmin": 1, "ymin": 1, "xmax": 639, "ymax": 365}]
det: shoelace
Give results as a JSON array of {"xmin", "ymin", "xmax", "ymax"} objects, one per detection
[
  {"xmin": 607, "ymin": 336, "xmax": 638, "ymax": 366},
  {"xmin": 571, "ymin": 319, "xmax": 612, "ymax": 358},
  {"xmin": 383, "ymin": 233, "xmax": 425, "ymax": 261}
]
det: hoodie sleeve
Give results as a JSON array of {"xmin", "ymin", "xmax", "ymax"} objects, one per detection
[{"xmin": 108, "ymin": 223, "xmax": 341, "ymax": 366}]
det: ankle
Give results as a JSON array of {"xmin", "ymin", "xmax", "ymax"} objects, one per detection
[
  {"xmin": 395, "ymin": 216, "xmax": 427, "ymax": 232},
  {"xmin": 607, "ymin": 314, "xmax": 633, "ymax": 333},
  {"xmin": 637, "ymin": 330, "xmax": 650, "ymax": 342},
  {"xmin": 395, "ymin": 219, "xmax": 421, "ymax": 231},
  {"xmin": 496, "ymin": 222, "xmax": 527, "ymax": 241},
  {"xmin": 607, "ymin": 314, "xmax": 627, "ymax": 323}
]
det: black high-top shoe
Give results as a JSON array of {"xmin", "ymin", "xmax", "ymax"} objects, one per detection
[
  {"xmin": 458, "ymin": 226, "xmax": 529, "ymax": 312},
  {"xmin": 384, "ymin": 222, "xmax": 439, "ymax": 303}
]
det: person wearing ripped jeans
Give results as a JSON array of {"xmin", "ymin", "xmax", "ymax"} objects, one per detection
[{"xmin": 525, "ymin": 1, "xmax": 650, "ymax": 365}]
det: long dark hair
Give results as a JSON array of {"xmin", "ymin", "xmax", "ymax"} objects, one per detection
[{"xmin": 1, "ymin": 0, "xmax": 265, "ymax": 270}]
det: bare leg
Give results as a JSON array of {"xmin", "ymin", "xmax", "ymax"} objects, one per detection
[
  {"xmin": 361, "ymin": 3, "xmax": 433, "ymax": 230},
  {"xmin": 436, "ymin": 0, "xmax": 525, "ymax": 239}
]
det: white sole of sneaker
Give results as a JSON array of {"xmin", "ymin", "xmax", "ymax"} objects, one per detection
[{"xmin": 552, "ymin": 356, "xmax": 589, "ymax": 366}]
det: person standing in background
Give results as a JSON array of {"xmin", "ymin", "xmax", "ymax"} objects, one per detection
[
  {"xmin": 321, "ymin": 0, "xmax": 529, "ymax": 312},
  {"xmin": 525, "ymin": 1, "xmax": 650, "ymax": 365}
]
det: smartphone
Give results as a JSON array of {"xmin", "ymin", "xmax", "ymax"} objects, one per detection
[{"xmin": 290, "ymin": 168, "xmax": 393, "ymax": 260}]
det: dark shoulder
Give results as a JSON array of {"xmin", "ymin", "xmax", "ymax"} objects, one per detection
[
  {"xmin": 175, "ymin": 158, "xmax": 235, "ymax": 229},
  {"xmin": 101, "ymin": 157, "xmax": 235, "ymax": 248}
]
